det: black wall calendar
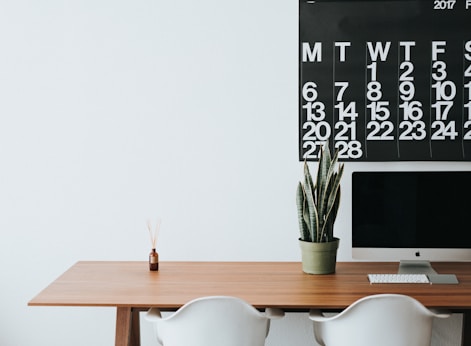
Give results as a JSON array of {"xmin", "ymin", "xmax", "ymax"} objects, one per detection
[{"xmin": 299, "ymin": 0, "xmax": 471, "ymax": 161}]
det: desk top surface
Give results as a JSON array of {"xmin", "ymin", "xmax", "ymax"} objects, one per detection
[{"xmin": 28, "ymin": 261, "xmax": 471, "ymax": 310}]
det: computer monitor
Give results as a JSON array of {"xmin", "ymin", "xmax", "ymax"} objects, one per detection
[{"xmin": 352, "ymin": 171, "xmax": 471, "ymax": 275}]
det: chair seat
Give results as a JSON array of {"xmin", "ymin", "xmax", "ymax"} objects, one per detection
[
  {"xmin": 146, "ymin": 295, "xmax": 284, "ymax": 346},
  {"xmin": 309, "ymin": 294, "xmax": 450, "ymax": 346}
]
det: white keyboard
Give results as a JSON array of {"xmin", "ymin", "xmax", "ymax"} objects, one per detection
[{"xmin": 368, "ymin": 273, "xmax": 430, "ymax": 284}]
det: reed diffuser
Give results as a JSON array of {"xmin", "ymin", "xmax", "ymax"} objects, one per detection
[{"xmin": 147, "ymin": 219, "xmax": 161, "ymax": 271}]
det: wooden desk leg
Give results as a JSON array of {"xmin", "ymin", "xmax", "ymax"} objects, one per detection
[
  {"xmin": 131, "ymin": 309, "xmax": 141, "ymax": 346},
  {"xmin": 115, "ymin": 307, "xmax": 141, "ymax": 346},
  {"xmin": 462, "ymin": 311, "xmax": 471, "ymax": 346}
]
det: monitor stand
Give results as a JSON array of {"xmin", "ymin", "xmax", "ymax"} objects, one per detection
[
  {"xmin": 398, "ymin": 260, "xmax": 459, "ymax": 284},
  {"xmin": 398, "ymin": 260, "xmax": 437, "ymax": 275}
]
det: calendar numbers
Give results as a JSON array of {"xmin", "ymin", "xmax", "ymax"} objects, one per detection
[
  {"xmin": 430, "ymin": 42, "xmax": 458, "ymax": 141},
  {"xmin": 398, "ymin": 45, "xmax": 426, "ymax": 141},
  {"xmin": 433, "ymin": 0, "xmax": 456, "ymax": 10},
  {"xmin": 301, "ymin": 82, "xmax": 330, "ymax": 159},
  {"xmin": 299, "ymin": 1, "xmax": 470, "ymax": 161},
  {"xmin": 333, "ymin": 81, "xmax": 363, "ymax": 159}
]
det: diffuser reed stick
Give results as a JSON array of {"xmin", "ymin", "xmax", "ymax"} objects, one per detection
[
  {"xmin": 147, "ymin": 218, "xmax": 161, "ymax": 248},
  {"xmin": 147, "ymin": 218, "xmax": 161, "ymax": 271}
]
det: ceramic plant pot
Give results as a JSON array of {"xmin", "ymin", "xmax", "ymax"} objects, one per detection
[{"xmin": 299, "ymin": 238, "xmax": 340, "ymax": 274}]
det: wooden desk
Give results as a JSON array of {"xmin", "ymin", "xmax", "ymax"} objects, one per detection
[{"xmin": 29, "ymin": 261, "xmax": 471, "ymax": 346}]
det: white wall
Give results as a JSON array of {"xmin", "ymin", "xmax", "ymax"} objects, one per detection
[{"xmin": 0, "ymin": 1, "xmax": 467, "ymax": 345}]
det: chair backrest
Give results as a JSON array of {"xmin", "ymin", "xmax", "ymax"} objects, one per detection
[
  {"xmin": 309, "ymin": 294, "xmax": 450, "ymax": 346},
  {"xmin": 146, "ymin": 296, "xmax": 278, "ymax": 346}
]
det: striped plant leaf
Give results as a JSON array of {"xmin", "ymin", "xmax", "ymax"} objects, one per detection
[{"xmin": 297, "ymin": 142, "xmax": 343, "ymax": 243}]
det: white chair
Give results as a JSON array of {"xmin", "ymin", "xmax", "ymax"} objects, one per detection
[
  {"xmin": 309, "ymin": 294, "xmax": 450, "ymax": 346},
  {"xmin": 145, "ymin": 295, "xmax": 284, "ymax": 346}
]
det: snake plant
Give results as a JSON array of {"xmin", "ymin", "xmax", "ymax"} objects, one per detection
[{"xmin": 296, "ymin": 142, "xmax": 344, "ymax": 243}]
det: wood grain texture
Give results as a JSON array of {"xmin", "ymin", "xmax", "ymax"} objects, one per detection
[
  {"xmin": 29, "ymin": 261, "xmax": 471, "ymax": 310},
  {"xmin": 28, "ymin": 261, "xmax": 471, "ymax": 346}
]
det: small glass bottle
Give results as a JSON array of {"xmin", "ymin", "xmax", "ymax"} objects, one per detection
[{"xmin": 149, "ymin": 248, "xmax": 159, "ymax": 271}]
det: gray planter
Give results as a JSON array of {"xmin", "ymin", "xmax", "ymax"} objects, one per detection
[{"xmin": 299, "ymin": 238, "xmax": 340, "ymax": 274}]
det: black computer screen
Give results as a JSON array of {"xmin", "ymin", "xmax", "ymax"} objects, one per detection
[{"xmin": 352, "ymin": 171, "xmax": 471, "ymax": 251}]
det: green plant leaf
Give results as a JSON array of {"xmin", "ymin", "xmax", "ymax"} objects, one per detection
[
  {"xmin": 320, "ymin": 162, "xmax": 344, "ymax": 241},
  {"xmin": 304, "ymin": 162, "xmax": 318, "ymax": 242},
  {"xmin": 296, "ymin": 182, "xmax": 310, "ymax": 241},
  {"xmin": 297, "ymin": 141, "xmax": 343, "ymax": 243}
]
